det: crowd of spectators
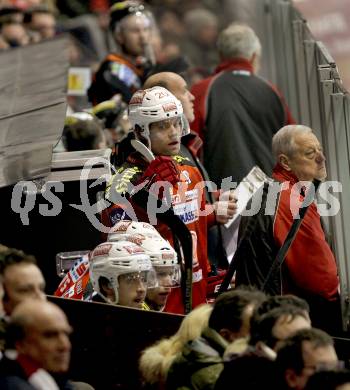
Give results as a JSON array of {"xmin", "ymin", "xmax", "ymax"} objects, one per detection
[{"xmin": 0, "ymin": 0, "xmax": 347, "ymax": 389}]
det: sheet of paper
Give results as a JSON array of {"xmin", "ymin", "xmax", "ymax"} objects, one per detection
[{"xmin": 224, "ymin": 166, "xmax": 271, "ymax": 228}]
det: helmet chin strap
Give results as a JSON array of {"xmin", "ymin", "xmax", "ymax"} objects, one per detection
[{"xmin": 181, "ymin": 114, "xmax": 190, "ymax": 136}]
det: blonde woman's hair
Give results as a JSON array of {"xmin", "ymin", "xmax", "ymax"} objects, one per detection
[{"xmin": 139, "ymin": 304, "xmax": 212, "ymax": 386}]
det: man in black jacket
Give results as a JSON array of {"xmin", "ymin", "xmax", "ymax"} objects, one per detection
[{"xmin": 191, "ymin": 23, "xmax": 294, "ymax": 186}]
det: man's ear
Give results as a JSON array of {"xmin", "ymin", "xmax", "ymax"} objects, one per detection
[
  {"xmin": 2, "ymin": 285, "xmax": 12, "ymax": 316},
  {"xmin": 99, "ymin": 277, "xmax": 115, "ymax": 302},
  {"xmin": 250, "ymin": 52, "xmax": 260, "ymax": 74},
  {"xmin": 279, "ymin": 154, "xmax": 292, "ymax": 171},
  {"xmin": 285, "ymin": 368, "xmax": 299, "ymax": 388},
  {"xmin": 115, "ymin": 30, "xmax": 124, "ymax": 46},
  {"xmin": 219, "ymin": 328, "xmax": 235, "ymax": 343},
  {"xmin": 134, "ymin": 125, "xmax": 150, "ymax": 148}
]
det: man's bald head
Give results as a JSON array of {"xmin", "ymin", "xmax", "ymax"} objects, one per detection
[
  {"xmin": 144, "ymin": 72, "xmax": 176, "ymax": 90},
  {"xmin": 11, "ymin": 300, "xmax": 72, "ymax": 373},
  {"xmin": 144, "ymin": 72, "xmax": 195, "ymax": 123},
  {"xmin": 11, "ymin": 299, "xmax": 64, "ymax": 330}
]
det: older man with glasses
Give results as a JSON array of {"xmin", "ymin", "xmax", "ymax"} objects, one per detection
[{"xmin": 276, "ymin": 328, "xmax": 342, "ymax": 390}]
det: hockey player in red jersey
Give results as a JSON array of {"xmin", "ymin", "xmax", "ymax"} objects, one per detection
[{"xmin": 103, "ymin": 86, "xmax": 236, "ymax": 314}]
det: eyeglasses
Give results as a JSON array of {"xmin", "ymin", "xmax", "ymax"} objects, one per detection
[{"xmin": 303, "ymin": 360, "xmax": 345, "ymax": 373}]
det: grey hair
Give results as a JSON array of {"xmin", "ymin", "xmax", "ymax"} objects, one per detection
[
  {"xmin": 217, "ymin": 23, "xmax": 261, "ymax": 60},
  {"xmin": 272, "ymin": 125, "xmax": 313, "ymax": 159}
]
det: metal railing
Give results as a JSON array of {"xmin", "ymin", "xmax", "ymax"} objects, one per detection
[{"xmin": 265, "ymin": 0, "xmax": 350, "ymax": 330}]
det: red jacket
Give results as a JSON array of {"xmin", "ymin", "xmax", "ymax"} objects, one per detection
[
  {"xmin": 191, "ymin": 58, "xmax": 295, "ymax": 141},
  {"xmin": 273, "ymin": 164, "xmax": 339, "ymax": 300}
]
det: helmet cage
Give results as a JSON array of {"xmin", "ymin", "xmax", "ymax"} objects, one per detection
[
  {"xmin": 128, "ymin": 87, "xmax": 186, "ymax": 147},
  {"xmin": 107, "ymin": 221, "xmax": 180, "ymax": 287},
  {"xmin": 89, "ymin": 241, "xmax": 156, "ymax": 304}
]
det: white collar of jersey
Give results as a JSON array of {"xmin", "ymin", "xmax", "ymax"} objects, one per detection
[{"xmin": 232, "ymin": 70, "xmax": 251, "ymax": 76}]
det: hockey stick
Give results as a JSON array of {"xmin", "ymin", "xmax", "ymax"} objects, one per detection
[
  {"xmin": 130, "ymin": 139, "xmax": 193, "ymax": 313},
  {"xmin": 131, "ymin": 139, "xmax": 155, "ymax": 162},
  {"xmin": 132, "ymin": 188, "xmax": 193, "ymax": 314}
]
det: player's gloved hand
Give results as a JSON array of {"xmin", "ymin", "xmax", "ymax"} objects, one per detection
[{"xmin": 140, "ymin": 156, "xmax": 180, "ymax": 187}]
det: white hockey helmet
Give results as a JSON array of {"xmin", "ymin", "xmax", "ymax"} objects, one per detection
[
  {"xmin": 108, "ymin": 220, "xmax": 159, "ymax": 239},
  {"xmin": 128, "ymin": 86, "xmax": 189, "ymax": 147},
  {"xmin": 89, "ymin": 241, "xmax": 156, "ymax": 305},
  {"xmin": 108, "ymin": 221, "xmax": 180, "ymax": 287}
]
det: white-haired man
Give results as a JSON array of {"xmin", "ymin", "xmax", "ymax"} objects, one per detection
[
  {"xmin": 191, "ymin": 23, "xmax": 294, "ymax": 186},
  {"xmin": 234, "ymin": 125, "xmax": 340, "ymax": 333}
]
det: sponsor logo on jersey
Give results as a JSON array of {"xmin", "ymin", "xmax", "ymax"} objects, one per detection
[
  {"xmin": 172, "ymin": 189, "xmax": 199, "ymax": 224},
  {"xmin": 71, "ymin": 259, "xmax": 89, "ymax": 282},
  {"xmin": 111, "ymin": 63, "xmax": 140, "ymax": 88},
  {"xmin": 109, "ymin": 208, "xmax": 131, "ymax": 225},
  {"xmin": 181, "ymin": 170, "xmax": 191, "ymax": 184},
  {"xmin": 172, "ymin": 189, "xmax": 198, "ymax": 205},
  {"xmin": 192, "ymin": 269, "xmax": 203, "ymax": 283}
]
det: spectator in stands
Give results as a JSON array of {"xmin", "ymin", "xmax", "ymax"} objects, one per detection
[
  {"xmin": 214, "ymin": 353, "xmax": 278, "ymax": 390},
  {"xmin": 234, "ymin": 124, "xmax": 340, "ymax": 333},
  {"xmin": 253, "ymin": 294, "xmax": 311, "ymax": 324},
  {"xmin": 89, "ymin": 241, "xmax": 155, "ymax": 309},
  {"xmin": 0, "ymin": 299, "xmax": 92, "ymax": 389},
  {"xmin": 165, "ymin": 288, "xmax": 266, "ymax": 390},
  {"xmin": 216, "ymin": 304, "xmax": 311, "ymax": 390},
  {"xmin": 0, "ymin": 6, "xmax": 23, "ymax": 24},
  {"xmin": 23, "ymin": 5, "xmax": 56, "ymax": 40},
  {"xmin": 0, "ymin": 19, "xmax": 29, "ymax": 47},
  {"xmin": 276, "ymin": 328, "xmax": 340, "ymax": 390},
  {"xmin": 182, "ymin": 8, "xmax": 219, "ymax": 72},
  {"xmin": 140, "ymin": 303, "xmax": 212, "ymax": 389},
  {"xmin": 0, "ymin": 247, "xmax": 46, "ymax": 316},
  {"xmin": 92, "ymin": 96, "xmax": 130, "ymax": 145},
  {"xmin": 23, "ymin": 5, "xmax": 56, "ymax": 39},
  {"xmin": 191, "ymin": 23, "xmax": 294, "ymax": 186},
  {"xmin": 305, "ymin": 369, "xmax": 350, "ymax": 390},
  {"xmin": 88, "ymin": 1, "xmax": 156, "ymax": 104},
  {"xmin": 63, "ymin": 112, "xmax": 107, "ymax": 151},
  {"xmin": 248, "ymin": 305, "xmax": 311, "ymax": 358},
  {"xmin": 104, "ymin": 86, "xmax": 237, "ymax": 314},
  {"xmin": 224, "ymin": 302, "xmax": 311, "ymax": 361}
]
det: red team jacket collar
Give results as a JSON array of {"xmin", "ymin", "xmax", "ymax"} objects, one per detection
[
  {"xmin": 17, "ymin": 354, "xmax": 42, "ymax": 378},
  {"xmin": 272, "ymin": 163, "xmax": 299, "ymax": 185},
  {"xmin": 214, "ymin": 58, "xmax": 254, "ymax": 74}
]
